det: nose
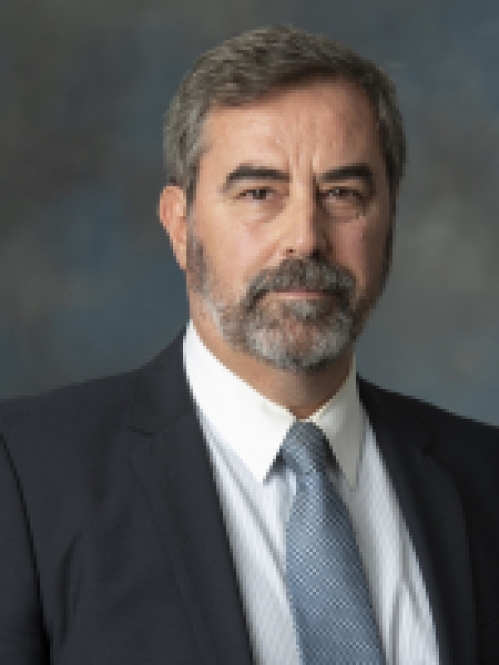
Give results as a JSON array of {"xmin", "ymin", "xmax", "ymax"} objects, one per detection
[{"xmin": 280, "ymin": 192, "xmax": 327, "ymax": 259}]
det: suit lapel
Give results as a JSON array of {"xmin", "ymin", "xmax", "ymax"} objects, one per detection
[
  {"xmin": 359, "ymin": 379, "xmax": 477, "ymax": 665},
  {"xmin": 126, "ymin": 336, "xmax": 254, "ymax": 665},
  {"xmin": 119, "ymin": 335, "xmax": 477, "ymax": 664}
]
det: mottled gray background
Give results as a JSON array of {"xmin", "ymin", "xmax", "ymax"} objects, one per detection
[{"xmin": 1, "ymin": 0, "xmax": 498, "ymax": 425}]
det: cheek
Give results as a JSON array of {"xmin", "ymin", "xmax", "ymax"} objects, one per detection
[
  {"xmin": 197, "ymin": 221, "xmax": 271, "ymax": 297},
  {"xmin": 332, "ymin": 221, "xmax": 389, "ymax": 283},
  {"xmin": 219, "ymin": 221, "xmax": 278, "ymax": 280}
]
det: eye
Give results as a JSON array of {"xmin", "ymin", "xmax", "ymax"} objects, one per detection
[
  {"xmin": 239, "ymin": 187, "xmax": 275, "ymax": 201},
  {"xmin": 320, "ymin": 186, "xmax": 367, "ymax": 221},
  {"xmin": 324, "ymin": 186, "xmax": 364, "ymax": 202}
]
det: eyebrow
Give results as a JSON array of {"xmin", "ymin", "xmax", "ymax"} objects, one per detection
[
  {"xmin": 318, "ymin": 164, "xmax": 375, "ymax": 192},
  {"xmin": 221, "ymin": 164, "xmax": 289, "ymax": 193},
  {"xmin": 220, "ymin": 162, "xmax": 375, "ymax": 194}
]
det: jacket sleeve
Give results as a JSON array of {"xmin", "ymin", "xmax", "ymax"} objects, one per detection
[{"xmin": 0, "ymin": 435, "xmax": 49, "ymax": 664}]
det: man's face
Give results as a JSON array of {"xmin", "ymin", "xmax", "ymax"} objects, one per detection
[{"xmin": 175, "ymin": 79, "xmax": 392, "ymax": 372}]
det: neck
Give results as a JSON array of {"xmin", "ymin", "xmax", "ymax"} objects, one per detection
[{"xmin": 192, "ymin": 318, "xmax": 353, "ymax": 420}]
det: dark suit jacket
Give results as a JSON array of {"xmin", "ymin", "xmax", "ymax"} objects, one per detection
[{"xmin": 1, "ymin": 333, "xmax": 498, "ymax": 664}]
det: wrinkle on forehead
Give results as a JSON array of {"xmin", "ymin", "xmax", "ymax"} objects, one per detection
[{"xmin": 201, "ymin": 79, "xmax": 384, "ymax": 183}]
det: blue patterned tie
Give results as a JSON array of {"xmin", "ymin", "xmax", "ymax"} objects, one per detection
[{"xmin": 282, "ymin": 421, "xmax": 385, "ymax": 664}]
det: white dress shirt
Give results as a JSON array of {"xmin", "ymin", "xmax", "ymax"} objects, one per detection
[{"xmin": 183, "ymin": 322, "xmax": 439, "ymax": 664}]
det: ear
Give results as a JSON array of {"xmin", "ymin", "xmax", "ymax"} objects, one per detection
[{"xmin": 158, "ymin": 185, "xmax": 188, "ymax": 270}]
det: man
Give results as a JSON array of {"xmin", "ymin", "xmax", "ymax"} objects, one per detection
[{"xmin": 0, "ymin": 25, "xmax": 498, "ymax": 665}]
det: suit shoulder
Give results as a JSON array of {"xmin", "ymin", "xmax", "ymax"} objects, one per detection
[
  {"xmin": 359, "ymin": 377, "xmax": 499, "ymax": 511},
  {"xmin": 359, "ymin": 377, "xmax": 499, "ymax": 445},
  {"xmin": 0, "ymin": 371, "xmax": 143, "ymax": 508},
  {"xmin": 0, "ymin": 369, "xmax": 145, "ymax": 563},
  {"xmin": 0, "ymin": 335, "xmax": 185, "ymax": 472},
  {"xmin": 0, "ymin": 369, "xmax": 136, "ymax": 449}
]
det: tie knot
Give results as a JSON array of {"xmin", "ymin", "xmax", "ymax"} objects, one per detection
[{"xmin": 281, "ymin": 421, "xmax": 329, "ymax": 477}]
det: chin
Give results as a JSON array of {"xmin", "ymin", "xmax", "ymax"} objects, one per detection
[{"xmin": 241, "ymin": 319, "xmax": 354, "ymax": 373}]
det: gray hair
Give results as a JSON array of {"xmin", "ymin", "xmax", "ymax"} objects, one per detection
[{"xmin": 164, "ymin": 25, "xmax": 406, "ymax": 208}]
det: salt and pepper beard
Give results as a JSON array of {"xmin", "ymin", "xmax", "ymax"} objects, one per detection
[{"xmin": 186, "ymin": 226, "xmax": 388, "ymax": 373}]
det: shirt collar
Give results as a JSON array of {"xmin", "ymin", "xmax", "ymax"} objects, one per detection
[{"xmin": 183, "ymin": 322, "xmax": 364, "ymax": 488}]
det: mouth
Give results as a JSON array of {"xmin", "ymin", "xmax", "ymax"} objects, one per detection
[
  {"xmin": 242, "ymin": 258, "xmax": 356, "ymax": 313},
  {"xmin": 270, "ymin": 289, "xmax": 329, "ymax": 299}
]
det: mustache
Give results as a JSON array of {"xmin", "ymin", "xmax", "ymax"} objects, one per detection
[{"xmin": 241, "ymin": 258, "xmax": 356, "ymax": 310}]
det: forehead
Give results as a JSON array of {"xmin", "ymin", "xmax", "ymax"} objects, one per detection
[{"xmin": 200, "ymin": 79, "xmax": 383, "ymax": 171}]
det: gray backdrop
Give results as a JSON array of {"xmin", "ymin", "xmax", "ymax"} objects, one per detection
[{"xmin": 1, "ymin": 0, "xmax": 498, "ymax": 426}]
